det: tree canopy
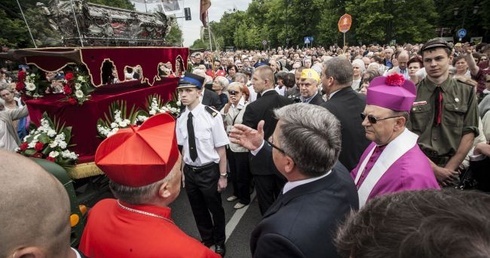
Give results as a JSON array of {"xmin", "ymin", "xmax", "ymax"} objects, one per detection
[{"xmin": 206, "ymin": 0, "xmax": 488, "ymax": 50}]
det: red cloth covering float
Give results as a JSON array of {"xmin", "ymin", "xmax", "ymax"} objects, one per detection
[
  {"xmin": 19, "ymin": 47, "xmax": 188, "ymax": 86},
  {"xmin": 25, "ymin": 79, "xmax": 179, "ymax": 163},
  {"xmin": 19, "ymin": 47, "xmax": 188, "ymax": 163}
]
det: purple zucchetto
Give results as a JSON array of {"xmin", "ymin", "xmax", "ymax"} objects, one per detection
[{"xmin": 366, "ymin": 74, "xmax": 416, "ymax": 112}]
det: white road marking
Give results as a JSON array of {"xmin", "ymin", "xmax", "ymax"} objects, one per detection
[{"xmin": 225, "ymin": 191, "xmax": 256, "ymax": 241}]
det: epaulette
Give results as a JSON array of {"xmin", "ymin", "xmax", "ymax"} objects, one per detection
[
  {"xmin": 454, "ymin": 77, "xmax": 476, "ymax": 87},
  {"xmin": 205, "ymin": 106, "xmax": 219, "ymax": 117}
]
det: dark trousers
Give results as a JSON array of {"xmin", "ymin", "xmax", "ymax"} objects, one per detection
[
  {"xmin": 227, "ymin": 148, "xmax": 252, "ymax": 204},
  {"xmin": 254, "ymin": 174, "xmax": 286, "ymax": 215},
  {"xmin": 184, "ymin": 164, "xmax": 226, "ymax": 245}
]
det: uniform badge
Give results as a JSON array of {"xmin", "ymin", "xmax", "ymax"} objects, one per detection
[{"xmin": 412, "ymin": 101, "xmax": 427, "ymax": 107}]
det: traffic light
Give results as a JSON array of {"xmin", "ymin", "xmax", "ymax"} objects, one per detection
[{"xmin": 184, "ymin": 7, "xmax": 191, "ymax": 21}]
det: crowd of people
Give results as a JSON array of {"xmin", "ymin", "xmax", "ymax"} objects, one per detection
[{"xmin": 1, "ymin": 38, "xmax": 490, "ymax": 258}]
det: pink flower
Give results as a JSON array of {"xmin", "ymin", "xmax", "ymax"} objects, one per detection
[
  {"xmin": 385, "ymin": 73, "xmax": 405, "ymax": 86},
  {"xmin": 46, "ymin": 156, "xmax": 55, "ymax": 162}
]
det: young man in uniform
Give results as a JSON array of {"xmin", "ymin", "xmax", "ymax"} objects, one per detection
[
  {"xmin": 408, "ymin": 39, "xmax": 479, "ymax": 187},
  {"xmin": 176, "ymin": 72, "xmax": 229, "ymax": 257}
]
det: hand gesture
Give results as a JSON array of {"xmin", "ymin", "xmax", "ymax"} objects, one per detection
[{"xmin": 229, "ymin": 120, "xmax": 265, "ymax": 151}]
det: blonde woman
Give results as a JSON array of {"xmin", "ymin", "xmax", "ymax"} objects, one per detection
[{"xmin": 221, "ymin": 82, "xmax": 252, "ymax": 209}]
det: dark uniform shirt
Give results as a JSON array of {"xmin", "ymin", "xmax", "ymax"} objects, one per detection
[{"xmin": 408, "ymin": 77, "xmax": 479, "ymax": 165}]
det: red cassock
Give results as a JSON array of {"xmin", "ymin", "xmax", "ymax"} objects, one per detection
[{"xmin": 79, "ymin": 199, "xmax": 219, "ymax": 258}]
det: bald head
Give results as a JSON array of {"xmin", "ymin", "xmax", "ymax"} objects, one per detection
[
  {"xmin": 0, "ymin": 151, "xmax": 72, "ymax": 258},
  {"xmin": 397, "ymin": 51, "xmax": 410, "ymax": 70}
]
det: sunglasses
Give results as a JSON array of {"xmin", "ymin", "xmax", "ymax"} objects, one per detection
[
  {"xmin": 229, "ymin": 90, "xmax": 240, "ymax": 95},
  {"xmin": 360, "ymin": 113, "xmax": 401, "ymax": 124}
]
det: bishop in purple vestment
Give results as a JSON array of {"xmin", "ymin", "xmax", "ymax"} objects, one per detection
[{"xmin": 352, "ymin": 74, "xmax": 440, "ymax": 207}]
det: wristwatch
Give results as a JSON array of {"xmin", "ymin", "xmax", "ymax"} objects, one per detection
[{"xmin": 220, "ymin": 173, "xmax": 228, "ymax": 178}]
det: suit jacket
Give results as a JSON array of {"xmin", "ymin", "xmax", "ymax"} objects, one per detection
[
  {"xmin": 242, "ymin": 90, "xmax": 293, "ymax": 140},
  {"xmin": 306, "ymin": 93, "xmax": 324, "ymax": 105},
  {"xmin": 202, "ymin": 89, "xmax": 222, "ymax": 110},
  {"xmin": 321, "ymin": 87, "xmax": 370, "ymax": 171},
  {"xmin": 250, "ymin": 156, "xmax": 359, "ymax": 258},
  {"xmin": 243, "ymin": 90, "xmax": 293, "ymax": 176}
]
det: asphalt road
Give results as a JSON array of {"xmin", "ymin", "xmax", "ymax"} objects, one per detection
[{"xmin": 170, "ymin": 186, "xmax": 262, "ymax": 258}]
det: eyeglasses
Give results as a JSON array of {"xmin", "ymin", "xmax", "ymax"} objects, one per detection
[
  {"xmin": 360, "ymin": 113, "xmax": 401, "ymax": 124},
  {"xmin": 229, "ymin": 90, "xmax": 240, "ymax": 95},
  {"xmin": 265, "ymin": 138, "xmax": 285, "ymax": 154}
]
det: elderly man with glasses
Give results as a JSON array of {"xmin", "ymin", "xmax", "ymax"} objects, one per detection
[
  {"xmin": 352, "ymin": 74, "xmax": 439, "ymax": 208},
  {"xmin": 298, "ymin": 69, "xmax": 324, "ymax": 105}
]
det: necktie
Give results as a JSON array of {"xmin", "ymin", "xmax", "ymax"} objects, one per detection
[
  {"xmin": 433, "ymin": 86, "xmax": 443, "ymax": 126},
  {"xmin": 187, "ymin": 112, "xmax": 198, "ymax": 161}
]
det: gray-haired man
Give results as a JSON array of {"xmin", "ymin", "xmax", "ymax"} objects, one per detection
[{"xmin": 230, "ymin": 103, "xmax": 358, "ymax": 258}]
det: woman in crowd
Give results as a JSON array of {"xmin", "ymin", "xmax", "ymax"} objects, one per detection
[
  {"xmin": 407, "ymin": 56, "xmax": 424, "ymax": 84},
  {"xmin": 221, "ymin": 82, "xmax": 252, "ymax": 209},
  {"xmin": 358, "ymin": 69, "xmax": 380, "ymax": 95},
  {"xmin": 226, "ymin": 64, "xmax": 238, "ymax": 82},
  {"xmin": 452, "ymin": 55, "xmax": 471, "ymax": 78},
  {"xmin": 351, "ymin": 59, "xmax": 366, "ymax": 91},
  {"xmin": 212, "ymin": 76, "xmax": 229, "ymax": 110}
]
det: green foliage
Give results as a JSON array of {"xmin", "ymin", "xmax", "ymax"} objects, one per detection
[
  {"xmin": 0, "ymin": 9, "xmax": 30, "ymax": 48},
  {"xmin": 207, "ymin": 0, "xmax": 487, "ymax": 48},
  {"xmin": 346, "ymin": 0, "xmax": 438, "ymax": 45},
  {"xmin": 1, "ymin": 0, "xmax": 488, "ymax": 49},
  {"xmin": 190, "ymin": 39, "xmax": 209, "ymax": 50},
  {"xmin": 165, "ymin": 18, "xmax": 184, "ymax": 46}
]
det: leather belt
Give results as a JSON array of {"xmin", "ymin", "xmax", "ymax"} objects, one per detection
[{"xmin": 186, "ymin": 162, "xmax": 217, "ymax": 173}]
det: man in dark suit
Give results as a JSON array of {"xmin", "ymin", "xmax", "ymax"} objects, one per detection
[
  {"xmin": 321, "ymin": 57, "xmax": 371, "ymax": 171},
  {"xmin": 298, "ymin": 68, "xmax": 324, "ymax": 105},
  {"xmin": 242, "ymin": 65, "xmax": 293, "ymax": 215},
  {"xmin": 230, "ymin": 103, "xmax": 359, "ymax": 258}
]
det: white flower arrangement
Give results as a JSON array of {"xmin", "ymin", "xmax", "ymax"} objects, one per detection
[
  {"xmin": 139, "ymin": 94, "xmax": 181, "ymax": 121},
  {"xmin": 97, "ymin": 100, "xmax": 142, "ymax": 138},
  {"xmin": 62, "ymin": 73, "xmax": 94, "ymax": 105},
  {"xmin": 17, "ymin": 112, "xmax": 78, "ymax": 168}
]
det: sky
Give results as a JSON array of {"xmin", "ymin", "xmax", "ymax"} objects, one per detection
[{"xmin": 131, "ymin": 0, "xmax": 252, "ymax": 47}]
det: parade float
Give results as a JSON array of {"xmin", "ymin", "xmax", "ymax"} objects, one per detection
[{"xmin": 0, "ymin": 0, "xmax": 188, "ymax": 246}]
